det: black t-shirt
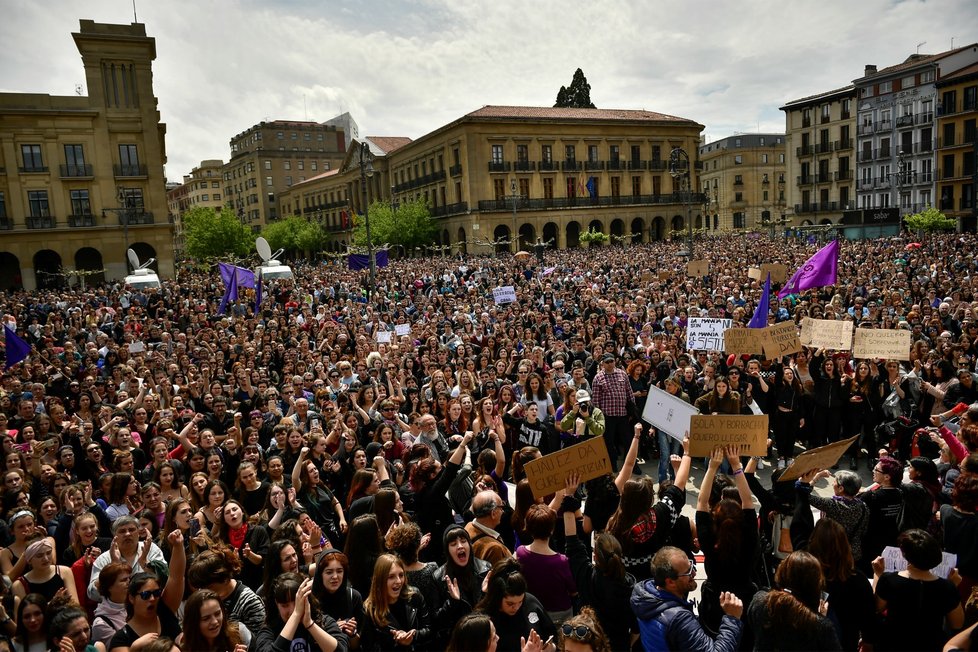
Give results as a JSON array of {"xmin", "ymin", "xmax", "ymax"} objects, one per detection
[
  {"xmin": 108, "ymin": 604, "xmax": 181, "ymax": 652},
  {"xmin": 876, "ymin": 573, "xmax": 960, "ymax": 651}
]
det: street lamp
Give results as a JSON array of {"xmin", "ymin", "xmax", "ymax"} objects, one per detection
[
  {"xmin": 892, "ymin": 150, "xmax": 906, "ymax": 218},
  {"xmin": 101, "ymin": 186, "xmax": 134, "ymax": 255},
  {"xmin": 669, "ymin": 147, "xmax": 694, "ymax": 258},
  {"xmin": 506, "ymin": 178, "xmax": 523, "ymax": 253},
  {"xmin": 354, "ymin": 142, "xmax": 376, "ymax": 300}
]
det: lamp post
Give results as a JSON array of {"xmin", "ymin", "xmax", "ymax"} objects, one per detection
[
  {"xmin": 101, "ymin": 186, "xmax": 133, "ymax": 256},
  {"xmin": 355, "ymin": 142, "xmax": 376, "ymax": 300},
  {"xmin": 892, "ymin": 149, "xmax": 906, "ymax": 219},
  {"xmin": 506, "ymin": 178, "xmax": 523, "ymax": 253},
  {"xmin": 669, "ymin": 147, "xmax": 694, "ymax": 258}
]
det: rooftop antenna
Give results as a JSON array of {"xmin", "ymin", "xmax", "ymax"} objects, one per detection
[
  {"xmin": 917, "ymin": 41, "xmax": 926, "ymax": 54},
  {"xmin": 304, "ymin": 95, "xmax": 307, "ymax": 121},
  {"xmin": 132, "ymin": 0, "xmax": 137, "ymax": 22},
  {"xmin": 951, "ymin": 36, "xmax": 955, "ymax": 48},
  {"xmin": 75, "ymin": 84, "xmax": 83, "ymax": 95}
]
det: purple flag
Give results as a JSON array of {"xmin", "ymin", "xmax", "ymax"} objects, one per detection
[
  {"xmin": 254, "ymin": 281, "xmax": 263, "ymax": 316},
  {"xmin": 748, "ymin": 273, "xmax": 771, "ymax": 328},
  {"xmin": 4, "ymin": 325, "xmax": 31, "ymax": 369},
  {"xmin": 218, "ymin": 266, "xmax": 238, "ymax": 315},
  {"xmin": 778, "ymin": 240, "xmax": 839, "ymax": 298},
  {"xmin": 218, "ymin": 262, "xmax": 256, "ymax": 289}
]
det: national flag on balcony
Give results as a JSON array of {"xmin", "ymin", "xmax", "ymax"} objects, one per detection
[
  {"xmin": 340, "ymin": 211, "xmax": 349, "ymax": 229},
  {"xmin": 585, "ymin": 176, "xmax": 596, "ymax": 199},
  {"xmin": 3, "ymin": 326, "xmax": 31, "ymax": 369}
]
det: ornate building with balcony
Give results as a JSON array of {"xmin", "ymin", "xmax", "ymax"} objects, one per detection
[
  {"xmin": 0, "ymin": 20, "xmax": 174, "ymax": 290},
  {"xmin": 781, "ymin": 85, "xmax": 857, "ymax": 230},
  {"xmin": 278, "ymin": 105, "xmax": 705, "ymax": 253},
  {"xmin": 222, "ymin": 119, "xmax": 347, "ymax": 228},
  {"xmin": 853, "ymin": 44, "xmax": 978, "ymax": 220},
  {"xmin": 936, "ymin": 62, "xmax": 978, "ymax": 231},
  {"xmin": 698, "ymin": 133, "xmax": 787, "ymax": 234}
]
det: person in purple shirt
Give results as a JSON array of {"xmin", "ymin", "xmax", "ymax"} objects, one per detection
[{"xmin": 515, "ymin": 503, "xmax": 576, "ymax": 624}]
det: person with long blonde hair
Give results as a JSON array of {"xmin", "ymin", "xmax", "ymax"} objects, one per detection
[{"xmin": 360, "ymin": 553, "xmax": 432, "ymax": 651}]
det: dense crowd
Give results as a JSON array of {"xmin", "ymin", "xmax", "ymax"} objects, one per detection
[{"xmin": 0, "ymin": 232, "xmax": 977, "ymax": 652}]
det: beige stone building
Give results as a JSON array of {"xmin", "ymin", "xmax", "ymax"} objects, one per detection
[
  {"xmin": 780, "ymin": 85, "xmax": 857, "ymax": 230},
  {"xmin": 222, "ymin": 120, "xmax": 347, "ymax": 228},
  {"xmin": 278, "ymin": 105, "xmax": 705, "ymax": 253},
  {"xmin": 698, "ymin": 134, "xmax": 787, "ymax": 234},
  {"xmin": 0, "ymin": 20, "xmax": 174, "ymax": 290},
  {"xmin": 935, "ymin": 62, "xmax": 978, "ymax": 231},
  {"xmin": 166, "ymin": 159, "xmax": 225, "ymax": 256}
]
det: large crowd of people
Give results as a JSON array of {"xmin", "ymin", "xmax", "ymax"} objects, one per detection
[{"xmin": 0, "ymin": 231, "xmax": 977, "ymax": 652}]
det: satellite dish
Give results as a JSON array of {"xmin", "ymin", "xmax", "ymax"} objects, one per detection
[
  {"xmin": 127, "ymin": 248, "xmax": 140, "ymax": 271},
  {"xmin": 256, "ymin": 237, "xmax": 272, "ymax": 262}
]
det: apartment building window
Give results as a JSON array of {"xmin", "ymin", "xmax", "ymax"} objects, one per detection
[
  {"xmin": 630, "ymin": 145, "xmax": 641, "ymax": 163},
  {"xmin": 965, "ymin": 86, "xmax": 977, "ymax": 111},
  {"xmin": 588, "ymin": 145, "xmax": 598, "ymax": 163},
  {"xmin": 610, "ymin": 145, "xmax": 620, "ymax": 163},
  {"xmin": 631, "ymin": 176, "xmax": 641, "ymax": 197},
  {"xmin": 542, "ymin": 145, "xmax": 552, "ymax": 164},
  {"xmin": 0, "ymin": 192, "xmax": 5, "ymax": 219},
  {"xmin": 517, "ymin": 144, "xmax": 529, "ymax": 163},
  {"xmin": 779, "ymin": 154, "xmax": 785, "ymax": 164},
  {"xmin": 290, "ymin": 132, "xmax": 297, "ymax": 140},
  {"xmin": 201, "ymin": 194, "xmax": 209, "ymax": 201},
  {"xmin": 213, "ymin": 194, "xmax": 221, "ymax": 201},
  {"xmin": 64, "ymin": 144, "xmax": 85, "ymax": 168},
  {"xmin": 735, "ymin": 138, "xmax": 742, "ymax": 147},
  {"xmin": 310, "ymin": 162, "xmax": 318, "ymax": 171},
  {"xmin": 653, "ymin": 176, "xmax": 662, "ymax": 196},
  {"xmin": 276, "ymin": 132, "xmax": 284, "ymax": 139},
  {"xmin": 652, "ymin": 145, "xmax": 661, "ymax": 162},
  {"xmin": 611, "ymin": 177, "xmax": 620, "ymax": 198},
  {"xmin": 565, "ymin": 145, "xmax": 576, "ymax": 164},
  {"xmin": 491, "ymin": 145, "xmax": 504, "ymax": 164},
  {"xmin": 284, "ymin": 161, "xmax": 291, "ymax": 170},
  {"xmin": 543, "ymin": 177, "xmax": 553, "ymax": 200},
  {"xmin": 840, "ymin": 186, "xmax": 849, "ymax": 208},
  {"xmin": 842, "ymin": 98, "xmax": 851, "ymax": 119},
  {"xmin": 735, "ymin": 192, "xmax": 743, "ymax": 202},
  {"xmin": 266, "ymin": 177, "xmax": 273, "ymax": 186},
  {"xmin": 733, "ymin": 212, "xmax": 745, "ymax": 228},
  {"xmin": 298, "ymin": 161, "xmax": 304, "ymax": 170},
  {"xmin": 734, "ymin": 155, "xmax": 743, "ymax": 164},
  {"xmin": 489, "ymin": 178, "xmax": 502, "ymax": 201},
  {"xmin": 821, "ymin": 104, "xmax": 831, "ymax": 123},
  {"xmin": 759, "ymin": 137, "xmax": 765, "ymax": 146},
  {"xmin": 119, "ymin": 144, "xmax": 139, "ymax": 171},
  {"xmin": 763, "ymin": 191, "xmax": 769, "ymax": 201},
  {"xmin": 879, "ymin": 81, "xmax": 892, "ymax": 94},
  {"xmin": 802, "ymin": 109, "xmax": 811, "ymax": 127},
  {"xmin": 212, "ymin": 181, "xmax": 219, "ymax": 188},
  {"xmin": 965, "ymin": 119, "xmax": 977, "ymax": 144},
  {"xmin": 942, "ymin": 90, "xmax": 957, "ymax": 115},
  {"xmin": 70, "ymin": 190, "xmax": 91, "ymax": 215},
  {"xmin": 518, "ymin": 178, "xmax": 529, "ymax": 200},
  {"xmin": 761, "ymin": 154, "xmax": 768, "ymax": 163},
  {"xmin": 285, "ymin": 176, "xmax": 292, "ymax": 186},
  {"xmin": 28, "ymin": 190, "xmax": 50, "ymax": 216},
  {"xmin": 734, "ymin": 175, "xmax": 743, "ymax": 186},
  {"xmin": 21, "ymin": 144, "xmax": 44, "ymax": 171}
]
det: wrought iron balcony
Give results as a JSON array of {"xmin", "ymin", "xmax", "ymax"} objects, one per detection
[
  {"xmin": 858, "ymin": 124, "xmax": 875, "ymax": 136},
  {"xmin": 563, "ymin": 160, "xmax": 582, "ymax": 171},
  {"xmin": 430, "ymin": 202, "xmax": 469, "ymax": 218},
  {"xmin": 0, "ymin": 218, "xmax": 12, "ymax": 230},
  {"xmin": 585, "ymin": 160, "xmax": 604, "ymax": 171},
  {"xmin": 815, "ymin": 142, "xmax": 833, "ymax": 154},
  {"xmin": 796, "ymin": 145, "xmax": 814, "ymax": 157},
  {"xmin": 836, "ymin": 138, "xmax": 853, "ymax": 150},
  {"xmin": 114, "ymin": 164, "xmax": 148, "ymax": 177},
  {"xmin": 606, "ymin": 159, "xmax": 626, "ymax": 171},
  {"xmin": 60, "ymin": 164, "xmax": 94, "ymax": 178},
  {"xmin": 538, "ymin": 160, "xmax": 558, "ymax": 171},
  {"xmin": 119, "ymin": 211, "xmax": 155, "ymax": 225},
  {"xmin": 487, "ymin": 162, "xmax": 510, "ymax": 173},
  {"xmin": 835, "ymin": 170, "xmax": 853, "ymax": 181},
  {"xmin": 476, "ymin": 192, "xmax": 706, "ymax": 212},
  {"xmin": 449, "ymin": 163, "xmax": 463, "ymax": 176},
  {"xmin": 513, "ymin": 160, "xmax": 534, "ymax": 172},
  {"xmin": 649, "ymin": 160, "xmax": 668, "ymax": 171},
  {"xmin": 27, "ymin": 216, "xmax": 56, "ymax": 229},
  {"xmin": 18, "ymin": 165, "xmax": 48, "ymax": 173},
  {"xmin": 626, "ymin": 159, "xmax": 644, "ymax": 170},
  {"xmin": 896, "ymin": 115, "xmax": 914, "ymax": 127},
  {"xmin": 68, "ymin": 214, "xmax": 96, "ymax": 227}
]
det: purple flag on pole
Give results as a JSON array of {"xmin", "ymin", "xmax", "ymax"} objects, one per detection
[
  {"xmin": 777, "ymin": 240, "xmax": 839, "ymax": 298},
  {"xmin": 3, "ymin": 326, "xmax": 31, "ymax": 369},
  {"xmin": 748, "ymin": 273, "xmax": 771, "ymax": 328},
  {"xmin": 218, "ymin": 266, "xmax": 238, "ymax": 315},
  {"xmin": 218, "ymin": 262, "xmax": 256, "ymax": 290},
  {"xmin": 254, "ymin": 281, "xmax": 262, "ymax": 316}
]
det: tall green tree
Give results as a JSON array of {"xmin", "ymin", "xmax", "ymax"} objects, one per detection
[
  {"xmin": 352, "ymin": 198, "xmax": 437, "ymax": 251},
  {"xmin": 554, "ymin": 68, "xmax": 596, "ymax": 108},
  {"xmin": 182, "ymin": 206, "xmax": 253, "ymax": 260},
  {"xmin": 261, "ymin": 216, "xmax": 328, "ymax": 259},
  {"xmin": 904, "ymin": 206, "xmax": 956, "ymax": 233}
]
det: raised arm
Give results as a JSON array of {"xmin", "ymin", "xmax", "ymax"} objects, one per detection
[
  {"xmin": 614, "ymin": 424, "xmax": 643, "ymax": 493},
  {"xmin": 161, "ymin": 529, "xmax": 186, "ymax": 613},
  {"xmin": 697, "ymin": 448, "xmax": 724, "ymax": 512},
  {"xmin": 674, "ymin": 434, "xmax": 693, "ymax": 489},
  {"xmin": 725, "ymin": 445, "xmax": 752, "ymax": 508}
]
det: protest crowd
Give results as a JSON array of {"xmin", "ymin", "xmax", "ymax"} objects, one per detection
[{"xmin": 1, "ymin": 231, "xmax": 978, "ymax": 652}]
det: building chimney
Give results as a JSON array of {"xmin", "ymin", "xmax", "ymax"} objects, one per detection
[{"xmin": 865, "ymin": 64, "xmax": 878, "ymax": 76}]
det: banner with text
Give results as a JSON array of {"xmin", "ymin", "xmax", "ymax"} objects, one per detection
[
  {"xmin": 800, "ymin": 317, "xmax": 853, "ymax": 350},
  {"xmin": 764, "ymin": 321, "xmax": 804, "ymax": 358},
  {"xmin": 723, "ymin": 327, "xmax": 767, "ymax": 355},
  {"xmin": 748, "ymin": 263, "xmax": 789, "ymax": 284},
  {"xmin": 852, "ymin": 328, "xmax": 911, "ymax": 360},
  {"xmin": 687, "ymin": 318, "xmax": 733, "ymax": 352},
  {"xmin": 688, "ymin": 414, "xmax": 769, "ymax": 456},
  {"xmin": 492, "ymin": 286, "xmax": 518, "ymax": 305},
  {"xmin": 687, "ymin": 260, "xmax": 710, "ymax": 276},
  {"xmin": 523, "ymin": 437, "xmax": 613, "ymax": 499}
]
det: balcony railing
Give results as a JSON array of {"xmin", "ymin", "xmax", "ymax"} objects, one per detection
[
  {"xmin": 60, "ymin": 164, "xmax": 93, "ymax": 178},
  {"xmin": 513, "ymin": 160, "xmax": 534, "ymax": 172},
  {"xmin": 649, "ymin": 159, "xmax": 668, "ymax": 171},
  {"xmin": 940, "ymin": 198, "xmax": 955, "ymax": 210},
  {"xmin": 626, "ymin": 160, "xmax": 644, "ymax": 170},
  {"xmin": 538, "ymin": 160, "xmax": 557, "ymax": 171},
  {"xmin": 606, "ymin": 159, "xmax": 626, "ymax": 170},
  {"xmin": 794, "ymin": 202, "xmax": 841, "ymax": 214},
  {"xmin": 962, "ymin": 197, "xmax": 976, "ymax": 210},
  {"xmin": 733, "ymin": 179, "xmax": 744, "ymax": 186},
  {"xmin": 940, "ymin": 167, "xmax": 961, "ymax": 180},
  {"xmin": 938, "ymin": 134, "xmax": 977, "ymax": 148},
  {"xmin": 835, "ymin": 170, "xmax": 853, "ymax": 181},
  {"xmin": 449, "ymin": 163, "xmax": 463, "ymax": 176},
  {"xmin": 797, "ymin": 175, "xmax": 813, "ymax": 186},
  {"xmin": 0, "ymin": 218, "xmax": 12, "ymax": 230},
  {"xmin": 836, "ymin": 138, "xmax": 854, "ymax": 150},
  {"xmin": 877, "ymin": 120, "xmax": 892, "ymax": 131},
  {"xmin": 916, "ymin": 112, "xmax": 934, "ymax": 124},
  {"xmin": 877, "ymin": 147, "xmax": 891, "ymax": 159},
  {"xmin": 802, "ymin": 118, "xmax": 812, "ymax": 128},
  {"xmin": 858, "ymin": 179, "xmax": 875, "ymax": 191},
  {"xmin": 27, "ymin": 216, "xmax": 56, "ymax": 229},
  {"xmin": 859, "ymin": 150, "xmax": 873, "ymax": 162},
  {"xmin": 896, "ymin": 115, "xmax": 915, "ymax": 127},
  {"xmin": 916, "ymin": 172, "xmax": 933, "ymax": 184},
  {"xmin": 858, "ymin": 124, "xmax": 875, "ymax": 135},
  {"xmin": 563, "ymin": 160, "xmax": 582, "ymax": 171},
  {"xmin": 18, "ymin": 165, "xmax": 48, "ymax": 173},
  {"xmin": 119, "ymin": 211, "xmax": 155, "ymax": 225},
  {"xmin": 815, "ymin": 142, "xmax": 833, "ymax": 154},
  {"xmin": 476, "ymin": 192, "xmax": 706, "ymax": 212},
  {"xmin": 487, "ymin": 162, "xmax": 510, "ymax": 173},
  {"xmin": 796, "ymin": 145, "xmax": 814, "ymax": 157},
  {"xmin": 68, "ymin": 214, "xmax": 96, "ymax": 227},
  {"xmin": 816, "ymin": 173, "xmax": 832, "ymax": 183},
  {"xmin": 114, "ymin": 164, "xmax": 147, "ymax": 177},
  {"xmin": 585, "ymin": 160, "xmax": 604, "ymax": 171},
  {"xmin": 430, "ymin": 202, "xmax": 469, "ymax": 218}
]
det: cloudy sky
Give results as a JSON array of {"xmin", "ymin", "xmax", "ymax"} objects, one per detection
[{"xmin": 2, "ymin": 0, "xmax": 976, "ymax": 181}]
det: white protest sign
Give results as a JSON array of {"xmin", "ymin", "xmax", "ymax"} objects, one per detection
[
  {"xmin": 882, "ymin": 546, "xmax": 957, "ymax": 580},
  {"xmin": 128, "ymin": 341, "xmax": 145, "ymax": 353},
  {"xmin": 394, "ymin": 324, "xmax": 411, "ymax": 337},
  {"xmin": 642, "ymin": 385, "xmax": 699, "ymax": 441},
  {"xmin": 492, "ymin": 286, "xmax": 517, "ymax": 304},
  {"xmin": 686, "ymin": 318, "xmax": 732, "ymax": 352},
  {"xmin": 376, "ymin": 330, "xmax": 392, "ymax": 344}
]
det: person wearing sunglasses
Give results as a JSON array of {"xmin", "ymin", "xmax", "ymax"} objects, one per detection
[
  {"xmin": 632, "ymin": 545, "xmax": 744, "ymax": 652},
  {"xmin": 556, "ymin": 607, "xmax": 612, "ymax": 652}
]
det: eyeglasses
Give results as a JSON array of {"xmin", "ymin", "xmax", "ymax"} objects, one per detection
[
  {"xmin": 676, "ymin": 560, "xmax": 697, "ymax": 578},
  {"xmin": 137, "ymin": 588, "xmax": 163, "ymax": 600},
  {"xmin": 560, "ymin": 624, "xmax": 592, "ymax": 641}
]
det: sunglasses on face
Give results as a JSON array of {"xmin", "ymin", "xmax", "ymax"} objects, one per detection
[
  {"xmin": 560, "ymin": 624, "xmax": 592, "ymax": 641},
  {"xmin": 137, "ymin": 588, "xmax": 164, "ymax": 600}
]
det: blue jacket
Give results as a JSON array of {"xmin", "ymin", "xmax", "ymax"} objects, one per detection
[{"xmin": 631, "ymin": 579, "xmax": 742, "ymax": 652}]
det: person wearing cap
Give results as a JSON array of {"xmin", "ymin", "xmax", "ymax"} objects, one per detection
[
  {"xmin": 591, "ymin": 354, "xmax": 636, "ymax": 472},
  {"xmin": 559, "ymin": 389, "xmax": 606, "ymax": 443}
]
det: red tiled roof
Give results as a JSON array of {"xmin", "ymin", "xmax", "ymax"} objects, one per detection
[
  {"xmin": 292, "ymin": 167, "xmax": 339, "ymax": 187},
  {"xmin": 465, "ymin": 105, "xmax": 696, "ymax": 123},
  {"xmin": 853, "ymin": 45, "xmax": 977, "ymax": 82},
  {"xmin": 941, "ymin": 61, "xmax": 978, "ymax": 82},
  {"xmin": 366, "ymin": 136, "xmax": 412, "ymax": 154}
]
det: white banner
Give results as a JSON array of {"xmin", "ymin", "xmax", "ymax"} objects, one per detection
[
  {"xmin": 642, "ymin": 385, "xmax": 699, "ymax": 441},
  {"xmin": 686, "ymin": 318, "xmax": 732, "ymax": 352},
  {"xmin": 394, "ymin": 324, "xmax": 411, "ymax": 337},
  {"xmin": 492, "ymin": 286, "xmax": 517, "ymax": 304}
]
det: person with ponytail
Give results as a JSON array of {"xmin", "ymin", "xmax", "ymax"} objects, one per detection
[{"xmin": 746, "ymin": 551, "xmax": 842, "ymax": 650}]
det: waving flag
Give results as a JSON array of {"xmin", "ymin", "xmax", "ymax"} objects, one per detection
[
  {"xmin": 218, "ymin": 262, "xmax": 256, "ymax": 289},
  {"xmin": 778, "ymin": 240, "xmax": 839, "ymax": 298},
  {"xmin": 254, "ymin": 281, "xmax": 263, "ymax": 316},
  {"xmin": 218, "ymin": 266, "xmax": 239, "ymax": 315},
  {"xmin": 4, "ymin": 326, "xmax": 31, "ymax": 369},
  {"xmin": 748, "ymin": 273, "xmax": 771, "ymax": 328}
]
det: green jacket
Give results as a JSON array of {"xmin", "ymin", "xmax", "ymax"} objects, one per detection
[{"xmin": 559, "ymin": 405, "xmax": 606, "ymax": 437}]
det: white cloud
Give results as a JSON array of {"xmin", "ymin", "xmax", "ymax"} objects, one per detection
[{"xmin": 1, "ymin": 0, "xmax": 976, "ymax": 178}]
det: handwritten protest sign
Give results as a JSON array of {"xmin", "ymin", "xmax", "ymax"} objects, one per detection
[
  {"xmin": 687, "ymin": 260, "xmax": 710, "ymax": 277},
  {"xmin": 642, "ymin": 385, "xmax": 699, "ymax": 441},
  {"xmin": 882, "ymin": 546, "xmax": 957, "ymax": 579},
  {"xmin": 723, "ymin": 327, "xmax": 767, "ymax": 355},
  {"xmin": 852, "ymin": 328, "xmax": 911, "ymax": 360},
  {"xmin": 800, "ymin": 317, "xmax": 853, "ymax": 350},
  {"xmin": 688, "ymin": 414, "xmax": 769, "ymax": 456},
  {"xmin": 523, "ymin": 437, "xmax": 612, "ymax": 499},
  {"xmin": 657, "ymin": 271, "xmax": 673, "ymax": 281},
  {"xmin": 394, "ymin": 324, "xmax": 411, "ymax": 337},
  {"xmin": 641, "ymin": 272, "xmax": 653, "ymax": 284},
  {"xmin": 492, "ymin": 286, "xmax": 517, "ymax": 305},
  {"xmin": 748, "ymin": 263, "xmax": 789, "ymax": 284},
  {"xmin": 779, "ymin": 435, "xmax": 860, "ymax": 482},
  {"xmin": 764, "ymin": 321, "xmax": 803, "ymax": 357},
  {"xmin": 128, "ymin": 341, "xmax": 145, "ymax": 353},
  {"xmin": 687, "ymin": 318, "xmax": 732, "ymax": 352},
  {"xmin": 375, "ymin": 330, "xmax": 392, "ymax": 344}
]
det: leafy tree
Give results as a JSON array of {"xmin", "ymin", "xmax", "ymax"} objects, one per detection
[
  {"xmin": 554, "ymin": 68, "xmax": 596, "ymax": 108},
  {"xmin": 904, "ymin": 206, "xmax": 956, "ymax": 233},
  {"xmin": 261, "ymin": 216, "xmax": 328, "ymax": 259},
  {"xmin": 182, "ymin": 206, "xmax": 253, "ymax": 260},
  {"xmin": 578, "ymin": 227, "xmax": 609, "ymax": 247},
  {"xmin": 352, "ymin": 198, "xmax": 437, "ymax": 250}
]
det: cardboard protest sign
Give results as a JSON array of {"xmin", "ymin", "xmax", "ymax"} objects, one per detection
[
  {"xmin": 492, "ymin": 286, "xmax": 517, "ymax": 304},
  {"xmin": 657, "ymin": 271, "xmax": 673, "ymax": 281},
  {"xmin": 688, "ymin": 414, "xmax": 769, "ymax": 457},
  {"xmin": 800, "ymin": 317, "xmax": 853, "ymax": 350},
  {"xmin": 749, "ymin": 264, "xmax": 789, "ymax": 284},
  {"xmin": 852, "ymin": 328, "xmax": 911, "ymax": 361},
  {"xmin": 778, "ymin": 435, "xmax": 860, "ymax": 482},
  {"xmin": 723, "ymin": 327, "xmax": 767, "ymax": 355},
  {"xmin": 687, "ymin": 259, "xmax": 710, "ymax": 276},
  {"xmin": 523, "ymin": 437, "xmax": 612, "ymax": 499},
  {"xmin": 641, "ymin": 272, "xmax": 653, "ymax": 284},
  {"xmin": 376, "ymin": 330, "xmax": 392, "ymax": 344},
  {"xmin": 642, "ymin": 385, "xmax": 699, "ymax": 441},
  {"xmin": 882, "ymin": 546, "xmax": 957, "ymax": 580},
  {"xmin": 687, "ymin": 318, "xmax": 733, "ymax": 352},
  {"xmin": 764, "ymin": 321, "xmax": 803, "ymax": 357},
  {"xmin": 394, "ymin": 324, "xmax": 411, "ymax": 337}
]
